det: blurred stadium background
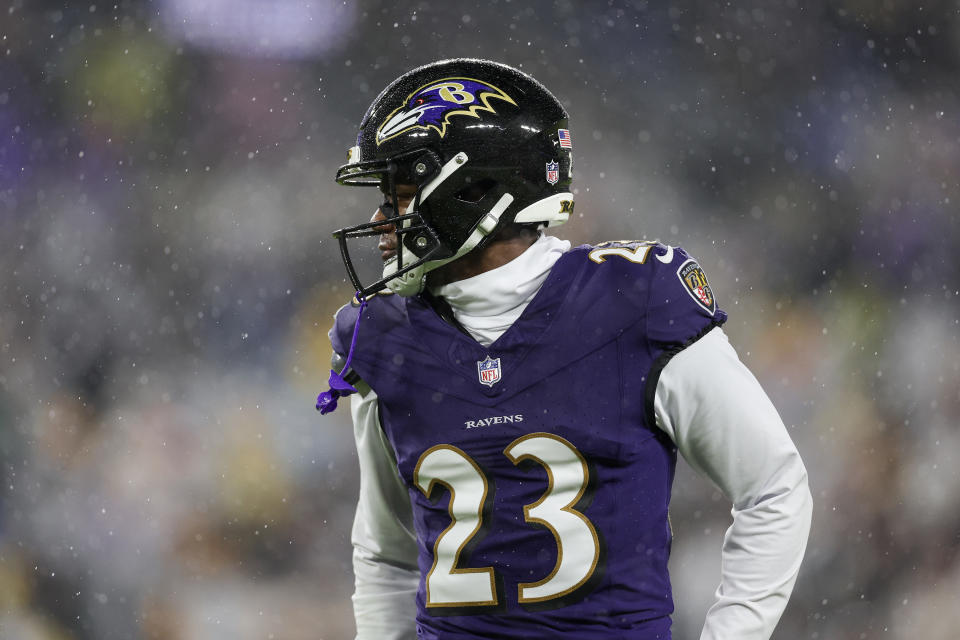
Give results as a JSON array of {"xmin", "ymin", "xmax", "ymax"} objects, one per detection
[{"xmin": 2, "ymin": 1, "xmax": 959, "ymax": 638}]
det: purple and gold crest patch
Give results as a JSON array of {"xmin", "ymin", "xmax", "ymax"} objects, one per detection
[
  {"xmin": 677, "ymin": 259, "xmax": 716, "ymax": 315},
  {"xmin": 376, "ymin": 77, "xmax": 516, "ymax": 145}
]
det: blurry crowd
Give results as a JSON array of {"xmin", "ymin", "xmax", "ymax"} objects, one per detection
[{"xmin": 2, "ymin": 1, "xmax": 959, "ymax": 638}]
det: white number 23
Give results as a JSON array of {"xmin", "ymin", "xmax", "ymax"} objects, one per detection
[{"xmin": 413, "ymin": 432, "xmax": 601, "ymax": 610}]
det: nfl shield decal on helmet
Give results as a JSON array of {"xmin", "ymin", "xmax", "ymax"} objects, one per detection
[
  {"xmin": 477, "ymin": 356, "xmax": 502, "ymax": 387},
  {"xmin": 545, "ymin": 160, "xmax": 560, "ymax": 185},
  {"xmin": 677, "ymin": 259, "xmax": 716, "ymax": 315}
]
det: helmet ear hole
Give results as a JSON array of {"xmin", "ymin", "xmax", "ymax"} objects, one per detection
[{"xmin": 454, "ymin": 177, "xmax": 498, "ymax": 203}]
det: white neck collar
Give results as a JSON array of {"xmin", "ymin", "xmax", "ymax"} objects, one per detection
[{"xmin": 431, "ymin": 234, "xmax": 571, "ymax": 345}]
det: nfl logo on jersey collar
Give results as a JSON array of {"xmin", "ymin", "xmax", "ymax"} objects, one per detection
[{"xmin": 477, "ymin": 356, "xmax": 502, "ymax": 387}]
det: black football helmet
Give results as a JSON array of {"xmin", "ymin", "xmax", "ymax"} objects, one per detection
[{"xmin": 333, "ymin": 58, "xmax": 574, "ymax": 297}]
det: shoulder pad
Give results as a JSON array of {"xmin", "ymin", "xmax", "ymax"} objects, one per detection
[
  {"xmin": 328, "ymin": 292, "xmax": 407, "ymax": 362},
  {"xmin": 577, "ymin": 240, "xmax": 724, "ymax": 344}
]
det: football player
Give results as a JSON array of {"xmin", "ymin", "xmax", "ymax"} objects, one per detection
[{"xmin": 318, "ymin": 58, "xmax": 812, "ymax": 639}]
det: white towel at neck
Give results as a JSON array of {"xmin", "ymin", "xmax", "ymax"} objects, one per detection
[{"xmin": 430, "ymin": 234, "xmax": 571, "ymax": 347}]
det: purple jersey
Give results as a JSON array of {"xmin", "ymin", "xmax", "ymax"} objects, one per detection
[{"xmin": 331, "ymin": 242, "xmax": 726, "ymax": 639}]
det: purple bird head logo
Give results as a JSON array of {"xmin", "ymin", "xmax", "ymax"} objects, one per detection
[{"xmin": 376, "ymin": 77, "xmax": 516, "ymax": 145}]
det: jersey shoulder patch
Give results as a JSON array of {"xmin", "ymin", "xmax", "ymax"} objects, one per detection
[{"xmin": 675, "ymin": 257, "xmax": 716, "ymax": 315}]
